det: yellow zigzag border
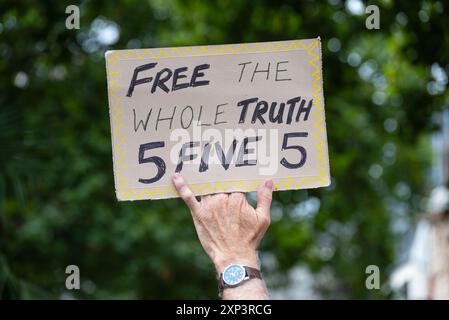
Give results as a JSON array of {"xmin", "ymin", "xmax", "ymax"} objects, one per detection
[{"xmin": 105, "ymin": 39, "xmax": 330, "ymax": 200}]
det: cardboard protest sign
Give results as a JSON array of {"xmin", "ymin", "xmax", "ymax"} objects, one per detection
[{"xmin": 105, "ymin": 38, "xmax": 330, "ymax": 201}]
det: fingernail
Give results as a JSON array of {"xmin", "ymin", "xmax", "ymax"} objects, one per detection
[{"xmin": 265, "ymin": 179, "xmax": 273, "ymax": 190}]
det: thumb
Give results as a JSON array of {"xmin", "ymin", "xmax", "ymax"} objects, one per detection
[{"xmin": 256, "ymin": 179, "xmax": 274, "ymax": 218}]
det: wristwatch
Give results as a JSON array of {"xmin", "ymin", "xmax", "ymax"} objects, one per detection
[{"xmin": 218, "ymin": 264, "xmax": 262, "ymax": 297}]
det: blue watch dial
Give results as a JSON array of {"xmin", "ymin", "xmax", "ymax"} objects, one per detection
[{"xmin": 223, "ymin": 264, "xmax": 246, "ymax": 285}]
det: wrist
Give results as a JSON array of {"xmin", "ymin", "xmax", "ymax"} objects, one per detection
[{"xmin": 213, "ymin": 251, "xmax": 260, "ymax": 274}]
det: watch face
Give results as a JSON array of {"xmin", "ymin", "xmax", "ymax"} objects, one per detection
[{"xmin": 223, "ymin": 264, "xmax": 246, "ymax": 286}]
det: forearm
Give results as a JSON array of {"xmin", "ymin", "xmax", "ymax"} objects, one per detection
[{"xmin": 222, "ymin": 278, "xmax": 269, "ymax": 300}]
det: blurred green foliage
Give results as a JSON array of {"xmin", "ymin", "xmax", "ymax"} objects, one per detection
[{"xmin": 0, "ymin": 0, "xmax": 448, "ymax": 299}]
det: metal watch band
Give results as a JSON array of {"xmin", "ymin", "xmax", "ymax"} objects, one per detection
[{"xmin": 218, "ymin": 266, "xmax": 262, "ymax": 297}]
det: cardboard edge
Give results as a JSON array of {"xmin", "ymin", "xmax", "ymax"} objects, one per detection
[
  {"xmin": 104, "ymin": 50, "xmax": 115, "ymax": 59},
  {"xmin": 104, "ymin": 50, "xmax": 122, "ymax": 201},
  {"xmin": 104, "ymin": 38, "xmax": 320, "ymax": 57},
  {"xmin": 316, "ymin": 36, "xmax": 332, "ymax": 185}
]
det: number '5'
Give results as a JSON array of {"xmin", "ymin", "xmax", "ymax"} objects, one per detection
[
  {"xmin": 138, "ymin": 141, "xmax": 166, "ymax": 184},
  {"xmin": 280, "ymin": 132, "xmax": 308, "ymax": 169}
]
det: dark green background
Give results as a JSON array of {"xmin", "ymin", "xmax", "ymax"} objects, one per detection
[{"xmin": 0, "ymin": 0, "xmax": 448, "ymax": 299}]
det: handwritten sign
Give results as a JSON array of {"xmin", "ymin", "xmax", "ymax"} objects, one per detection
[{"xmin": 105, "ymin": 38, "xmax": 330, "ymax": 201}]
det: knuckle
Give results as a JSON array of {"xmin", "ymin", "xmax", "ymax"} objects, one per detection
[
  {"xmin": 212, "ymin": 194, "xmax": 227, "ymax": 207},
  {"xmin": 182, "ymin": 194, "xmax": 195, "ymax": 205},
  {"xmin": 232, "ymin": 193, "xmax": 246, "ymax": 207},
  {"xmin": 217, "ymin": 193, "xmax": 228, "ymax": 201},
  {"xmin": 185, "ymin": 197, "xmax": 196, "ymax": 208},
  {"xmin": 260, "ymin": 215, "xmax": 271, "ymax": 228}
]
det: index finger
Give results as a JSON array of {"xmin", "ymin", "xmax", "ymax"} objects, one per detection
[{"xmin": 172, "ymin": 173, "xmax": 201, "ymax": 213}]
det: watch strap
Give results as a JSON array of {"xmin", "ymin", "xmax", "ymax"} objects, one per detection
[
  {"xmin": 218, "ymin": 266, "xmax": 262, "ymax": 297},
  {"xmin": 245, "ymin": 266, "xmax": 261, "ymax": 280}
]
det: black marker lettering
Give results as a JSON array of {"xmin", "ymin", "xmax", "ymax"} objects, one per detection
[
  {"xmin": 126, "ymin": 62, "xmax": 157, "ymax": 97},
  {"xmin": 190, "ymin": 64, "xmax": 210, "ymax": 87},
  {"xmin": 155, "ymin": 106, "xmax": 177, "ymax": 131},
  {"xmin": 286, "ymin": 96, "xmax": 301, "ymax": 124},
  {"xmin": 296, "ymin": 98, "xmax": 313, "ymax": 122},
  {"xmin": 199, "ymin": 142, "xmax": 212, "ymax": 173},
  {"xmin": 268, "ymin": 102, "xmax": 285, "ymax": 124},
  {"xmin": 237, "ymin": 97, "xmax": 258, "ymax": 124},
  {"xmin": 138, "ymin": 141, "xmax": 166, "ymax": 184},
  {"xmin": 275, "ymin": 61, "xmax": 291, "ymax": 81},
  {"xmin": 172, "ymin": 67, "xmax": 189, "ymax": 91},
  {"xmin": 133, "ymin": 108, "xmax": 152, "ymax": 132},
  {"xmin": 151, "ymin": 68, "xmax": 173, "ymax": 93},
  {"xmin": 280, "ymin": 132, "xmax": 308, "ymax": 169},
  {"xmin": 252, "ymin": 101, "xmax": 268, "ymax": 124},
  {"xmin": 214, "ymin": 103, "xmax": 227, "ymax": 125},
  {"xmin": 237, "ymin": 62, "xmax": 252, "ymax": 82},
  {"xmin": 175, "ymin": 141, "xmax": 199, "ymax": 172},
  {"xmin": 180, "ymin": 106, "xmax": 194, "ymax": 129},
  {"xmin": 215, "ymin": 139, "xmax": 237, "ymax": 170},
  {"xmin": 251, "ymin": 62, "xmax": 270, "ymax": 82},
  {"xmin": 197, "ymin": 105, "xmax": 211, "ymax": 126},
  {"xmin": 236, "ymin": 136, "xmax": 261, "ymax": 167}
]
